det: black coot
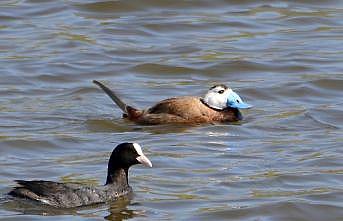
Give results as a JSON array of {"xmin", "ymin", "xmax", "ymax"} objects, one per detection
[{"xmin": 8, "ymin": 143, "xmax": 152, "ymax": 208}]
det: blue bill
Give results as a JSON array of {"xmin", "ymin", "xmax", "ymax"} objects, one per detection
[{"xmin": 227, "ymin": 90, "xmax": 252, "ymax": 109}]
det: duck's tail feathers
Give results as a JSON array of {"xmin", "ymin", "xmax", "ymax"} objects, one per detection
[{"xmin": 93, "ymin": 80, "xmax": 130, "ymax": 114}]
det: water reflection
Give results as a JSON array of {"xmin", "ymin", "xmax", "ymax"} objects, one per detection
[
  {"xmin": 2, "ymin": 196, "xmax": 80, "ymax": 216},
  {"xmin": 85, "ymin": 118, "xmax": 194, "ymax": 134},
  {"xmin": 2, "ymin": 195, "xmax": 144, "ymax": 221},
  {"xmin": 105, "ymin": 199, "xmax": 144, "ymax": 221}
]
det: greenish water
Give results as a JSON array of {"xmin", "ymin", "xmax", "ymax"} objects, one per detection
[{"xmin": 0, "ymin": 0, "xmax": 342, "ymax": 220}]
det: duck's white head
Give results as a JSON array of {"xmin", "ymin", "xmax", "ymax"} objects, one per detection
[
  {"xmin": 203, "ymin": 85, "xmax": 252, "ymax": 110},
  {"xmin": 203, "ymin": 85, "xmax": 231, "ymax": 110}
]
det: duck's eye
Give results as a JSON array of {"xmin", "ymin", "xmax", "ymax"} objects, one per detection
[
  {"xmin": 218, "ymin": 90, "xmax": 224, "ymax": 94},
  {"xmin": 236, "ymin": 100, "xmax": 240, "ymax": 103}
]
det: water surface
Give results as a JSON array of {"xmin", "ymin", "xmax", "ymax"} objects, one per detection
[{"xmin": 0, "ymin": 0, "xmax": 342, "ymax": 220}]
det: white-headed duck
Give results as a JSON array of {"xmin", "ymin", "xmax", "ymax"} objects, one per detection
[{"xmin": 93, "ymin": 80, "xmax": 252, "ymax": 125}]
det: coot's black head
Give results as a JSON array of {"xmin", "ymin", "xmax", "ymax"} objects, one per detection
[
  {"xmin": 106, "ymin": 143, "xmax": 152, "ymax": 185},
  {"xmin": 108, "ymin": 143, "xmax": 152, "ymax": 171}
]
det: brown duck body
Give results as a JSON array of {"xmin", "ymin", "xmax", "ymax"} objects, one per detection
[
  {"xmin": 93, "ymin": 81, "xmax": 242, "ymax": 125},
  {"xmin": 127, "ymin": 96, "xmax": 242, "ymax": 124}
]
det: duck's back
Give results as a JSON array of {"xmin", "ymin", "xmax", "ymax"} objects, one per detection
[{"xmin": 147, "ymin": 96, "xmax": 204, "ymax": 117}]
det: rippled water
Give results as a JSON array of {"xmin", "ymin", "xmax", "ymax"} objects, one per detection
[{"xmin": 1, "ymin": 0, "xmax": 342, "ymax": 220}]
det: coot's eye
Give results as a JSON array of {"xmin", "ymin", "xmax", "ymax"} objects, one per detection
[{"xmin": 218, "ymin": 90, "xmax": 224, "ymax": 94}]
